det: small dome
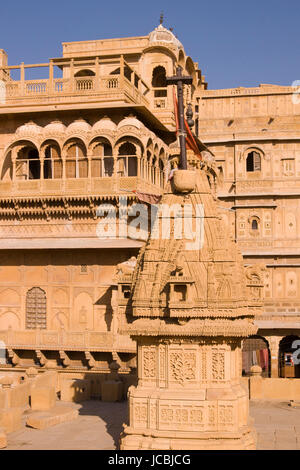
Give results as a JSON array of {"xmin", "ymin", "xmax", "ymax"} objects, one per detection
[
  {"xmin": 16, "ymin": 121, "xmax": 42, "ymax": 136},
  {"xmin": 44, "ymin": 120, "xmax": 66, "ymax": 134},
  {"xmin": 67, "ymin": 119, "xmax": 91, "ymax": 134},
  {"xmin": 118, "ymin": 115, "xmax": 142, "ymax": 130},
  {"xmin": 149, "ymin": 24, "xmax": 183, "ymax": 50},
  {"xmin": 93, "ymin": 116, "xmax": 117, "ymax": 132}
]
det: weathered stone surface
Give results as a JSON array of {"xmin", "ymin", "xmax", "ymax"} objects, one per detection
[
  {"xmin": 0, "ymin": 408, "xmax": 23, "ymax": 433},
  {"xmin": 31, "ymin": 387, "xmax": 56, "ymax": 411},
  {"xmin": 26, "ymin": 405, "xmax": 78, "ymax": 430}
]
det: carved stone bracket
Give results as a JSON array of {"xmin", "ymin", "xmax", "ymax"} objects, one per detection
[
  {"xmin": 59, "ymin": 350, "xmax": 71, "ymax": 367},
  {"xmin": 41, "ymin": 199, "xmax": 50, "ymax": 222},
  {"xmin": 85, "ymin": 351, "xmax": 96, "ymax": 369},
  {"xmin": 7, "ymin": 348, "xmax": 19, "ymax": 366},
  {"xmin": 88, "ymin": 197, "xmax": 97, "ymax": 220},
  {"xmin": 12, "ymin": 199, "xmax": 23, "ymax": 221},
  {"xmin": 35, "ymin": 349, "xmax": 47, "ymax": 367},
  {"xmin": 63, "ymin": 198, "xmax": 72, "ymax": 221}
]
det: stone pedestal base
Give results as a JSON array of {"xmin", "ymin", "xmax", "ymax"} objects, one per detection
[
  {"xmin": 120, "ymin": 426, "xmax": 256, "ymax": 450},
  {"xmin": 119, "ymin": 338, "xmax": 257, "ymax": 450}
]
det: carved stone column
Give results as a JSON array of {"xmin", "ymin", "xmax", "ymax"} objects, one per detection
[{"xmin": 265, "ymin": 335, "xmax": 281, "ymax": 378}]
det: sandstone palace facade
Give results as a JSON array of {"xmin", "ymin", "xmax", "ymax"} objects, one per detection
[{"xmin": 0, "ymin": 24, "xmax": 299, "ymax": 398}]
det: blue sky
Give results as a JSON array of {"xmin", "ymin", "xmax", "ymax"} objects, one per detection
[{"xmin": 1, "ymin": 0, "xmax": 299, "ymax": 89}]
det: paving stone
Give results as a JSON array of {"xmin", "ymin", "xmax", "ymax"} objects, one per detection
[{"xmin": 3, "ymin": 399, "xmax": 300, "ymax": 450}]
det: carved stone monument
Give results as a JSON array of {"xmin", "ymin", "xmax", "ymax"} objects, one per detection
[{"xmin": 118, "ymin": 155, "xmax": 263, "ymax": 449}]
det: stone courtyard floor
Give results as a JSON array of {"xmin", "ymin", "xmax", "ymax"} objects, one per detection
[{"xmin": 3, "ymin": 399, "xmax": 300, "ymax": 450}]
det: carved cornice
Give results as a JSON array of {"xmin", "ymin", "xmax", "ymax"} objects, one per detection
[
  {"xmin": 0, "ymin": 194, "xmax": 137, "ymax": 221},
  {"xmin": 120, "ymin": 317, "xmax": 258, "ymax": 338}
]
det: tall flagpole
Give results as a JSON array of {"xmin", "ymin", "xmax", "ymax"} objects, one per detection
[{"xmin": 166, "ymin": 66, "xmax": 193, "ymax": 170}]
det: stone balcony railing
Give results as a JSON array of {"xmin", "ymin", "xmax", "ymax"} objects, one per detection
[
  {"xmin": 0, "ymin": 176, "xmax": 163, "ymax": 200},
  {"xmin": 0, "ymin": 329, "xmax": 135, "ymax": 352},
  {"xmin": 199, "ymin": 84, "xmax": 297, "ymax": 98},
  {"xmin": 0, "ymin": 74, "xmax": 150, "ymax": 111}
]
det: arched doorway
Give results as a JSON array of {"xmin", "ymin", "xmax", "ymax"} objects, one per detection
[
  {"xmin": 242, "ymin": 335, "xmax": 270, "ymax": 377},
  {"xmin": 279, "ymin": 335, "xmax": 300, "ymax": 378}
]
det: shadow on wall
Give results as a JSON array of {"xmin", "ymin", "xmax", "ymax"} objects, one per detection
[{"xmin": 95, "ymin": 286, "xmax": 114, "ymax": 331}]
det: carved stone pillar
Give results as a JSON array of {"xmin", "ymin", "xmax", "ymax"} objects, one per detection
[
  {"xmin": 265, "ymin": 335, "xmax": 280, "ymax": 378},
  {"xmin": 11, "ymin": 148, "xmax": 17, "ymax": 180},
  {"xmin": 118, "ymin": 164, "xmax": 262, "ymax": 450},
  {"xmin": 87, "ymin": 154, "xmax": 92, "ymax": 179},
  {"xmin": 40, "ymin": 158, "xmax": 44, "ymax": 180},
  {"xmin": 7, "ymin": 349, "xmax": 19, "ymax": 367}
]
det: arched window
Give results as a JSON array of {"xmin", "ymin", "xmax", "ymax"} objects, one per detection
[
  {"xmin": 152, "ymin": 157, "xmax": 157, "ymax": 184},
  {"xmin": 91, "ymin": 142, "xmax": 113, "ymax": 177},
  {"xmin": 117, "ymin": 142, "xmax": 137, "ymax": 177},
  {"xmin": 159, "ymin": 158, "xmax": 164, "ymax": 188},
  {"xmin": 74, "ymin": 70, "xmax": 95, "ymax": 91},
  {"xmin": 16, "ymin": 147, "xmax": 40, "ymax": 180},
  {"xmin": 44, "ymin": 144, "xmax": 62, "ymax": 179},
  {"xmin": 152, "ymin": 66, "xmax": 167, "ymax": 97},
  {"xmin": 74, "ymin": 69, "xmax": 95, "ymax": 77},
  {"xmin": 252, "ymin": 219, "xmax": 258, "ymax": 230},
  {"xmin": 26, "ymin": 287, "xmax": 47, "ymax": 329},
  {"xmin": 246, "ymin": 151, "xmax": 261, "ymax": 172},
  {"xmin": 146, "ymin": 150, "xmax": 152, "ymax": 181},
  {"xmin": 249, "ymin": 216, "xmax": 260, "ymax": 232},
  {"xmin": 66, "ymin": 142, "xmax": 87, "ymax": 178}
]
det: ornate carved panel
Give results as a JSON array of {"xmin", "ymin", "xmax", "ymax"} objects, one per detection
[
  {"xmin": 25, "ymin": 287, "xmax": 47, "ymax": 329},
  {"xmin": 212, "ymin": 351, "xmax": 225, "ymax": 381},
  {"xmin": 142, "ymin": 347, "xmax": 156, "ymax": 378},
  {"xmin": 169, "ymin": 352, "xmax": 196, "ymax": 384},
  {"xmin": 134, "ymin": 404, "xmax": 147, "ymax": 427},
  {"xmin": 218, "ymin": 405, "xmax": 234, "ymax": 426}
]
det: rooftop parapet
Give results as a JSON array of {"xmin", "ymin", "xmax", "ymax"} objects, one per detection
[{"xmin": 0, "ymin": 56, "xmax": 150, "ymax": 113}]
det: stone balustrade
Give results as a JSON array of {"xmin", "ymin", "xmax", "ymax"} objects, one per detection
[
  {"xmin": 0, "ymin": 329, "xmax": 135, "ymax": 352},
  {"xmin": 0, "ymin": 74, "xmax": 149, "ymax": 110},
  {"xmin": 0, "ymin": 176, "xmax": 162, "ymax": 199}
]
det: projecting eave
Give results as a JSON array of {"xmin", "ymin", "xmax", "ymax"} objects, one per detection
[
  {"xmin": 0, "ymin": 238, "xmax": 144, "ymax": 250},
  {"xmin": 0, "ymin": 103, "xmax": 174, "ymax": 144}
]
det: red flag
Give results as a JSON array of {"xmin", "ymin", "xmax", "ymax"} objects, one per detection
[
  {"xmin": 172, "ymin": 87, "xmax": 202, "ymax": 160},
  {"xmin": 132, "ymin": 190, "xmax": 162, "ymax": 205}
]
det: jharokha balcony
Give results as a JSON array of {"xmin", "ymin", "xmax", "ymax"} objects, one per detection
[
  {"xmin": 0, "ymin": 115, "xmax": 168, "ymax": 203},
  {"xmin": 0, "ymin": 56, "xmax": 150, "ymax": 112}
]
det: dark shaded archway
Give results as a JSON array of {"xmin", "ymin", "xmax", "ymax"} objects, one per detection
[
  {"xmin": 242, "ymin": 335, "xmax": 270, "ymax": 377},
  {"xmin": 279, "ymin": 335, "xmax": 300, "ymax": 378}
]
